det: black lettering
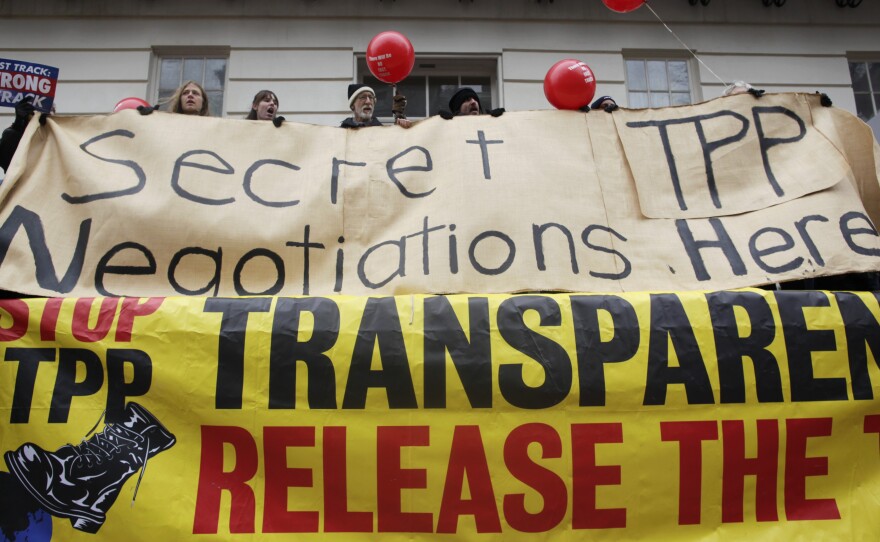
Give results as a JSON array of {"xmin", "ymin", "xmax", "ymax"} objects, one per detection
[
  {"xmin": 171, "ymin": 150, "xmax": 235, "ymax": 205},
  {"xmin": 0, "ymin": 205, "xmax": 90, "ymax": 293},
  {"xmin": 386, "ymin": 146, "xmax": 435, "ymax": 198},
  {"xmin": 466, "ymin": 131, "xmax": 504, "ymax": 180},
  {"xmin": 834, "ymin": 292, "xmax": 880, "ymax": 400},
  {"xmin": 406, "ymin": 216, "xmax": 447, "ymax": 275},
  {"xmin": 794, "ymin": 215, "xmax": 829, "ymax": 267},
  {"xmin": 358, "ymin": 237, "xmax": 406, "ymax": 289},
  {"xmin": 343, "ymin": 297, "xmax": 417, "ymax": 408},
  {"xmin": 676, "ymin": 218, "xmax": 747, "ymax": 281},
  {"xmin": 270, "ymin": 297, "xmax": 339, "ymax": 409},
  {"xmin": 468, "ymin": 230, "xmax": 515, "ymax": 276},
  {"xmin": 331, "ymin": 158, "xmax": 366, "ymax": 204},
  {"xmin": 204, "ymin": 298, "xmax": 272, "ymax": 409},
  {"xmin": 776, "ymin": 291, "xmax": 847, "ymax": 401},
  {"xmin": 95, "ymin": 242, "xmax": 157, "ymax": 296},
  {"xmin": 581, "ymin": 225, "xmax": 632, "ymax": 280},
  {"xmin": 706, "ymin": 291, "xmax": 783, "ymax": 403},
  {"xmin": 571, "ymin": 295, "xmax": 639, "ymax": 407},
  {"xmin": 497, "ymin": 296, "xmax": 572, "ymax": 409},
  {"xmin": 840, "ymin": 211, "xmax": 880, "ymax": 257},
  {"xmin": 4, "ymin": 347, "xmax": 55, "ymax": 423},
  {"xmin": 644, "ymin": 294, "xmax": 715, "ymax": 405},
  {"xmin": 50, "ymin": 348, "xmax": 104, "ymax": 423},
  {"xmin": 243, "ymin": 159, "xmax": 301, "ymax": 207},
  {"xmin": 233, "ymin": 248, "xmax": 285, "ymax": 296},
  {"xmin": 533, "ymin": 223, "xmax": 579, "ymax": 274},
  {"xmin": 752, "ymin": 106, "xmax": 807, "ymax": 197},
  {"xmin": 106, "ymin": 349, "xmax": 152, "ymax": 422},
  {"xmin": 423, "ymin": 296, "xmax": 491, "ymax": 408},
  {"xmin": 749, "ymin": 227, "xmax": 803, "ymax": 274},
  {"xmin": 168, "ymin": 246, "xmax": 222, "ymax": 296},
  {"xmin": 286, "ymin": 225, "xmax": 326, "ymax": 295},
  {"xmin": 66, "ymin": 130, "xmax": 146, "ymax": 202}
]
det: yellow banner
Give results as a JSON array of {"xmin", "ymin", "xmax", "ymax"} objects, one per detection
[
  {"xmin": 1, "ymin": 93, "xmax": 879, "ymax": 297},
  {"xmin": 1, "ymin": 291, "xmax": 879, "ymax": 540}
]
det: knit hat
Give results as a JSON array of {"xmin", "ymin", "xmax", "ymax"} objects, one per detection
[
  {"xmin": 590, "ymin": 96, "xmax": 616, "ymax": 110},
  {"xmin": 449, "ymin": 87, "xmax": 481, "ymax": 115},
  {"xmin": 348, "ymin": 84, "xmax": 376, "ymax": 109}
]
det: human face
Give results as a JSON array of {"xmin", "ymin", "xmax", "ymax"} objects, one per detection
[
  {"xmin": 352, "ymin": 91, "xmax": 375, "ymax": 122},
  {"xmin": 459, "ymin": 97, "xmax": 480, "ymax": 115},
  {"xmin": 180, "ymin": 84, "xmax": 204, "ymax": 115},
  {"xmin": 253, "ymin": 94, "xmax": 278, "ymax": 120}
]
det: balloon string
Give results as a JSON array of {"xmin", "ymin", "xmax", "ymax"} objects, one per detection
[{"xmin": 645, "ymin": 2, "xmax": 727, "ymax": 86}]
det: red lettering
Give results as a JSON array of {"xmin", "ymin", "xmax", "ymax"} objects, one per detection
[
  {"xmin": 437, "ymin": 426, "xmax": 501, "ymax": 533},
  {"xmin": 784, "ymin": 418, "xmax": 840, "ymax": 520},
  {"xmin": 660, "ymin": 421, "xmax": 719, "ymax": 525},
  {"xmin": 115, "ymin": 297, "xmax": 163, "ymax": 341},
  {"xmin": 377, "ymin": 426, "xmax": 432, "ymax": 532},
  {"xmin": 193, "ymin": 426, "xmax": 258, "ymax": 534},
  {"xmin": 0, "ymin": 298, "xmax": 29, "ymax": 341},
  {"xmin": 71, "ymin": 297, "xmax": 118, "ymax": 342},
  {"xmin": 571, "ymin": 423, "xmax": 626, "ymax": 529},
  {"xmin": 39, "ymin": 297, "xmax": 63, "ymax": 341},
  {"xmin": 323, "ymin": 426, "xmax": 373, "ymax": 532},
  {"xmin": 503, "ymin": 423, "xmax": 567, "ymax": 533},
  {"xmin": 865, "ymin": 415, "xmax": 880, "ymax": 453},
  {"xmin": 721, "ymin": 419, "xmax": 779, "ymax": 523},
  {"xmin": 262, "ymin": 426, "xmax": 318, "ymax": 532}
]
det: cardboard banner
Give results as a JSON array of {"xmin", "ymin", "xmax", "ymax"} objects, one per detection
[
  {"xmin": 0, "ymin": 58, "xmax": 58, "ymax": 113},
  {"xmin": 0, "ymin": 92, "xmax": 878, "ymax": 297},
  {"xmin": 0, "ymin": 292, "xmax": 879, "ymax": 540}
]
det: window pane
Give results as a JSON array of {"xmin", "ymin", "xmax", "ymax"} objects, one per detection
[
  {"xmin": 396, "ymin": 76, "xmax": 427, "ymax": 117},
  {"xmin": 668, "ymin": 61, "xmax": 690, "ymax": 91},
  {"xmin": 429, "ymin": 76, "xmax": 459, "ymax": 115},
  {"xmin": 670, "ymin": 92, "xmax": 691, "ymax": 106},
  {"xmin": 204, "ymin": 59, "xmax": 226, "ymax": 91},
  {"xmin": 870, "ymin": 63, "xmax": 880, "ymax": 92},
  {"xmin": 183, "ymin": 58, "xmax": 204, "ymax": 85},
  {"xmin": 650, "ymin": 92, "xmax": 670, "ymax": 107},
  {"xmin": 647, "ymin": 61, "xmax": 668, "ymax": 91},
  {"xmin": 628, "ymin": 91, "xmax": 648, "ymax": 108},
  {"xmin": 159, "ymin": 58, "xmax": 181, "ymax": 92},
  {"xmin": 627, "ymin": 60, "xmax": 647, "ymax": 91},
  {"xmin": 854, "ymin": 93, "xmax": 874, "ymax": 121},
  {"xmin": 206, "ymin": 90, "xmax": 223, "ymax": 117},
  {"xmin": 850, "ymin": 62, "xmax": 869, "ymax": 92},
  {"xmin": 364, "ymin": 76, "xmax": 392, "ymax": 117},
  {"xmin": 874, "ymin": 92, "xmax": 880, "ymax": 117}
]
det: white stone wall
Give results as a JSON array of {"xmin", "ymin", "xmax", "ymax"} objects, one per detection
[{"xmin": 0, "ymin": 0, "xmax": 877, "ymax": 126}]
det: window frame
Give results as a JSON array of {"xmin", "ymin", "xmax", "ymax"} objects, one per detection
[
  {"xmin": 847, "ymin": 57, "xmax": 880, "ymax": 122},
  {"xmin": 150, "ymin": 47, "xmax": 230, "ymax": 117},
  {"xmin": 623, "ymin": 52, "xmax": 699, "ymax": 109}
]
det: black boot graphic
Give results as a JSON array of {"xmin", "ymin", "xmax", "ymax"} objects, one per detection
[{"xmin": 4, "ymin": 402, "xmax": 176, "ymax": 534}]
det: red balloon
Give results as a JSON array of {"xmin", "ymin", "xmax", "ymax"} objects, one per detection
[
  {"xmin": 113, "ymin": 97, "xmax": 151, "ymax": 113},
  {"xmin": 366, "ymin": 31, "xmax": 415, "ymax": 84},
  {"xmin": 543, "ymin": 59, "xmax": 598, "ymax": 111},
  {"xmin": 602, "ymin": 0, "xmax": 646, "ymax": 13}
]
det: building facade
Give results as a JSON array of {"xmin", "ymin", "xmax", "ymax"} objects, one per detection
[{"xmin": 0, "ymin": 0, "xmax": 878, "ymax": 133}]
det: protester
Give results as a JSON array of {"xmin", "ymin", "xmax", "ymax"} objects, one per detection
[
  {"xmin": 138, "ymin": 80, "xmax": 210, "ymax": 116},
  {"xmin": 246, "ymin": 89, "xmax": 284, "ymax": 127},
  {"xmin": 590, "ymin": 95, "xmax": 619, "ymax": 112},
  {"xmin": 340, "ymin": 84, "xmax": 412, "ymax": 129},
  {"xmin": 441, "ymin": 87, "xmax": 504, "ymax": 118},
  {"xmin": 0, "ymin": 96, "xmax": 50, "ymax": 173}
]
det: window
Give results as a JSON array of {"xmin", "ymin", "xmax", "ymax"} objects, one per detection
[
  {"xmin": 357, "ymin": 58, "xmax": 496, "ymax": 120},
  {"xmin": 625, "ymin": 58, "xmax": 692, "ymax": 108},
  {"xmin": 848, "ymin": 60, "xmax": 880, "ymax": 122},
  {"xmin": 156, "ymin": 55, "xmax": 227, "ymax": 116}
]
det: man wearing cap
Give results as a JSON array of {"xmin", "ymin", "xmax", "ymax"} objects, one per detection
[
  {"xmin": 340, "ymin": 83, "xmax": 412, "ymax": 129},
  {"xmin": 444, "ymin": 87, "xmax": 505, "ymax": 118}
]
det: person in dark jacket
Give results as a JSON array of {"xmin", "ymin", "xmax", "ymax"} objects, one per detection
[
  {"xmin": 340, "ymin": 84, "xmax": 412, "ymax": 129},
  {"xmin": 0, "ymin": 96, "xmax": 49, "ymax": 173},
  {"xmin": 441, "ymin": 87, "xmax": 504, "ymax": 118}
]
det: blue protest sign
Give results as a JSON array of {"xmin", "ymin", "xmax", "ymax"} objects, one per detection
[{"xmin": 0, "ymin": 58, "xmax": 59, "ymax": 113}]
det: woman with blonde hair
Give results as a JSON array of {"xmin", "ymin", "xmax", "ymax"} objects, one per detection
[{"xmin": 169, "ymin": 80, "xmax": 210, "ymax": 116}]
